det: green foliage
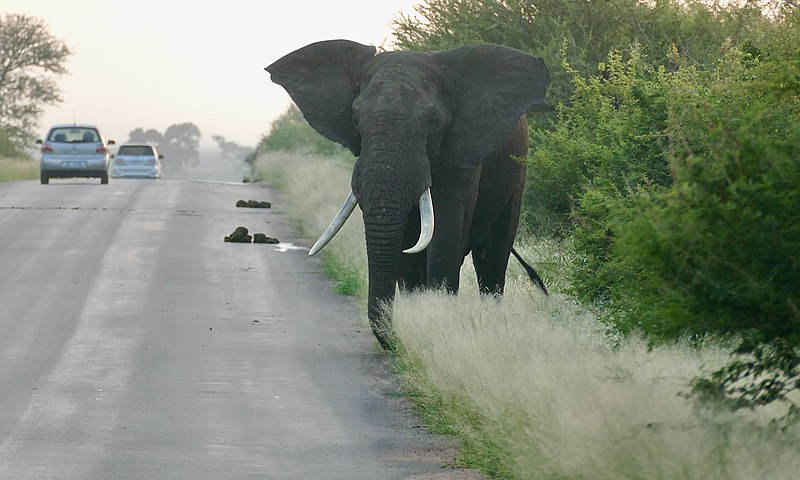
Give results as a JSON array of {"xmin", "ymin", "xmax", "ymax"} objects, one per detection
[
  {"xmin": 321, "ymin": 255, "xmax": 365, "ymax": 297},
  {"xmin": 526, "ymin": 46, "xmax": 672, "ymax": 234},
  {"xmin": 0, "ymin": 126, "xmax": 23, "ymax": 158},
  {"xmin": 0, "ymin": 126, "xmax": 36, "ymax": 181},
  {"xmin": 394, "ymin": 0, "xmax": 767, "ymax": 107},
  {"xmin": 0, "ymin": 13, "xmax": 71, "ymax": 147},
  {"xmin": 552, "ymin": 21, "xmax": 800, "ymax": 419},
  {"xmin": 246, "ymin": 104, "xmax": 351, "ymax": 169},
  {"xmin": 691, "ymin": 338, "xmax": 800, "ymax": 427},
  {"xmin": 395, "ymin": 0, "xmax": 773, "ymax": 236}
]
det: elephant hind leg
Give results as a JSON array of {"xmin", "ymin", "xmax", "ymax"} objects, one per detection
[
  {"xmin": 472, "ymin": 195, "xmax": 521, "ymax": 296},
  {"xmin": 473, "ymin": 246, "xmax": 511, "ymax": 295}
]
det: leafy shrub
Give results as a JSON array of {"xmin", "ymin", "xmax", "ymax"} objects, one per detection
[
  {"xmin": 395, "ymin": 0, "xmax": 769, "ymax": 113},
  {"xmin": 555, "ymin": 24, "xmax": 800, "ymax": 418},
  {"xmin": 526, "ymin": 46, "xmax": 671, "ymax": 234},
  {"xmin": 245, "ymin": 105, "xmax": 351, "ymax": 171}
]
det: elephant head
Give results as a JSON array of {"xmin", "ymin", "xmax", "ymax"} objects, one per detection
[{"xmin": 266, "ymin": 39, "xmax": 549, "ymax": 348}]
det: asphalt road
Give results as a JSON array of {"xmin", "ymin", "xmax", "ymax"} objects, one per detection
[{"xmin": 0, "ymin": 178, "xmax": 476, "ymax": 479}]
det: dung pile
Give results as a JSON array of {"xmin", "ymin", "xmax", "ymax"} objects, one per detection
[
  {"xmin": 253, "ymin": 233, "xmax": 280, "ymax": 244},
  {"xmin": 224, "ymin": 227, "xmax": 279, "ymax": 244},
  {"xmin": 224, "ymin": 226, "xmax": 252, "ymax": 243},
  {"xmin": 236, "ymin": 200, "xmax": 271, "ymax": 208}
]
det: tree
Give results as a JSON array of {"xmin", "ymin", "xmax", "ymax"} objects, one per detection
[
  {"xmin": 533, "ymin": 17, "xmax": 800, "ymax": 421},
  {"xmin": 128, "ymin": 128, "xmax": 164, "ymax": 145},
  {"xmin": 164, "ymin": 122, "xmax": 201, "ymax": 170},
  {"xmin": 246, "ymin": 104, "xmax": 350, "ymax": 170},
  {"xmin": 0, "ymin": 13, "xmax": 71, "ymax": 147},
  {"xmin": 212, "ymin": 135, "xmax": 253, "ymax": 163},
  {"xmin": 126, "ymin": 122, "xmax": 201, "ymax": 175},
  {"xmin": 393, "ymin": 0, "xmax": 768, "ymax": 111}
]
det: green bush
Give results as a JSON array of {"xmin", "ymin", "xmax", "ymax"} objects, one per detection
[
  {"xmin": 395, "ymin": 0, "xmax": 768, "ymax": 113},
  {"xmin": 526, "ymin": 46, "xmax": 672, "ymax": 234},
  {"xmin": 555, "ymin": 24, "xmax": 800, "ymax": 418},
  {"xmin": 0, "ymin": 126, "xmax": 23, "ymax": 158},
  {"xmin": 245, "ymin": 104, "xmax": 351, "ymax": 171}
]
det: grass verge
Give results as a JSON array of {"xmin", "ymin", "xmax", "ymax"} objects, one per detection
[{"xmin": 0, "ymin": 156, "xmax": 38, "ymax": 182}]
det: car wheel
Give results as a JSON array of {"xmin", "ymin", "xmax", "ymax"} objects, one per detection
[
  {"xmin": 100, "ymin": 173, "xmax": 109, "ymax": 184},
  {"xmin": 40, "ymin": 173, "xmax": 49, "ymax": 184}
]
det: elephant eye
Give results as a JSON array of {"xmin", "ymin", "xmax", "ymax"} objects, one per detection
[{"xmin": 429, "ymin": 112, "xmax": 440, "ymax": 126}]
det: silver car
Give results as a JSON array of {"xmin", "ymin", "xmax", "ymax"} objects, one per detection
[
  {"xmin": 111, "ymin": 143, "xmax": 163, "ymax": 178},
  {"xmin": 36, "ymin": 124, "xmax": 115, "ymax": 184}
]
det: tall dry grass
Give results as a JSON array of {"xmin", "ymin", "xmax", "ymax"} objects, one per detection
[
  {"xmin": 0, "ymin": 156, "xmax": 38, "ymax": 182},
  {"xmin": 255, "ymin": 151, "xmax": 800, "ymax": 479}
]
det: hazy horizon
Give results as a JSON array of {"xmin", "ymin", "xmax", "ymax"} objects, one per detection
[{"xmin": 3, "ymin": 0, "xmax": 419, "ymax": 148}]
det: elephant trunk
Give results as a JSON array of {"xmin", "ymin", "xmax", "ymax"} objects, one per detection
[
  {"xmin": 357, "ymin": 143, "xmax": 430, "ymax": 348},
  {"xmin": 362, "ymin": 203, "xmax": 408, "ymax": 348}
]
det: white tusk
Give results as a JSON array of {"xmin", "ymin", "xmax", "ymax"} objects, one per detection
[
  {"xmin": 403, "ymin": 189, "xmax": 434, "ymax": 254},
  {"xmin": 309, "ymin": 192, "xmax": 358, "ymax": 256}
]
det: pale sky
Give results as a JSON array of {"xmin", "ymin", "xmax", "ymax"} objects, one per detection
[{"xmin": 2, "ymin": 0, "xmax": 419, "ymax": 148}]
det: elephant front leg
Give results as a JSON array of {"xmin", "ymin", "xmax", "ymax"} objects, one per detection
[
  {"xmin": 426, "ymin": 168, "xmax": 481, "ymax": 293},
  {"xmin": 399, "ymin": 208, "xmax": 427, "ymax": 292},
  {"xmin": 427, "ymin": 239, "xmax": 464, "ymax": 292}
]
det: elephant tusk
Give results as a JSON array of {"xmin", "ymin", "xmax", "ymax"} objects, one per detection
[
  {"xmin": 309, "ymin": 192, "xmax": 358, "ymax": 256},
  {"xmin": 403, "ymin": 189, "xmax": 434, "ymax": 254}
]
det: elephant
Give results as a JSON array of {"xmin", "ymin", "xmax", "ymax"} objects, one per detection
[{"xmin": 266, "ymin": 39, "xmax": 550, "ymax": 349}]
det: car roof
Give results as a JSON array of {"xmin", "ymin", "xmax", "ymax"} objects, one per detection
[
  {"xmin": 119, "ymin": 142, "xmax": 158, "ymax": 147},
  {"xmin": 48, "ymin": 123, "xmax": 100, "ymax": 129}
]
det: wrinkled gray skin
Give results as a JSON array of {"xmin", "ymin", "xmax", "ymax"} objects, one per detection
[{"xmin": 266, "ymin": 39, "xmax": 549, "ymax": 348}]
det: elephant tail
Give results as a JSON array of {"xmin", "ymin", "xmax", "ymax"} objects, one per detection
[{"xmin": 511, "ymin": 247, "xmax": 548, "ymax": 295}]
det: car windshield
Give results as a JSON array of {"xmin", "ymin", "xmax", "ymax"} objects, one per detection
[
  {"xmin": 48, "ymin": 127, "xmax": 99, "ymax": 143},
  {"xmin": 118, "ymin": 145, "xmax": 154, "ymax": 156}
]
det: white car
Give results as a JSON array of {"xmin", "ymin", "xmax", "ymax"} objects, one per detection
[
  {"xmin": 111, "ymin": 143, "xmax": 163, "ymax": 178},
  {"xmin": 37, "ymin": 124, "xmax": 115, "ymax": 184}
]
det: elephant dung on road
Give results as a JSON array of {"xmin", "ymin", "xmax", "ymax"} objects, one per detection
[{"xmin": 266, "ymin": 39, "xmax": 550, "ymax": 348}]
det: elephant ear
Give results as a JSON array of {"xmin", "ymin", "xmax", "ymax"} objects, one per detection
[
  {"xmin": 432, "ymin": 45, "xmax": 549, "ymax": 168},
  {"xmin": 266, "ymin": 40, "xmax": 377, "ymax": 156}
]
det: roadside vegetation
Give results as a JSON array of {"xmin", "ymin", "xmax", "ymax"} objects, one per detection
[
  {"xmin": 253, "ymin": 1, "xmax": 799, "ymax": 478},
  {"xmin": 0, "ymin": 13, "xmax": 69, "ymax": 183},
  {"xmin": 0, "ymin": 13, "xmax": 71, "ymax": 150},
  {"xmin": 0, "ymin": 155, "xmax": 37, "ymax": 182},
  {"xmin": 0, "ymin": 127, "xmax": 37, "ymax": 182}
]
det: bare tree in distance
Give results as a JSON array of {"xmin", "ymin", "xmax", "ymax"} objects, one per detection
[{"xmin": 0, "ymin": 13, "xmax": 71, "ymax": 147}]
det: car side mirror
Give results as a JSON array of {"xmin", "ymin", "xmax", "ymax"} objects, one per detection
[
  {"xmin": 107, "ymin": 140, "xmax": 116, "ymax": 145},
  {"xmin": 35, "ymin": 139, "xmax": 42, "ymax": 145},
  {"xmin": 110, "ymin": 154, "xmax": 115, "ymax": 159}
]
